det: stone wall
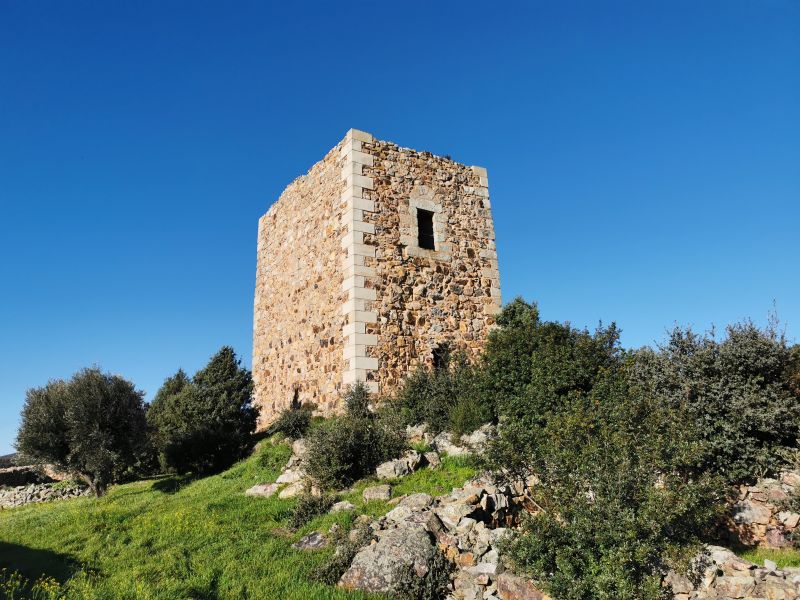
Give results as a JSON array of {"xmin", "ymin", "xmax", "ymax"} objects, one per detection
[
  {"xmin": 731, "ymin": 470, "xmax": 800, "ymax": 548},
  {"xmin": 253, "ymin": 129, "xmax": 501, "ymax": 424},
  {"xmin": 358, "ymin": 136, "xmax": 502, "ymax": 392},
  {"xmin": 252, "ymin": 140, "xmax": 348, "ymax": 427}
]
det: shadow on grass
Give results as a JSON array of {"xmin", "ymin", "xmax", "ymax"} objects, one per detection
[
  {"xmin": 0, "ymin": 541, "xmax": 77, "ymax": 584},
  {"xmin": 151, "ymin": 474, "xmax": 195, "ymax": 495}
]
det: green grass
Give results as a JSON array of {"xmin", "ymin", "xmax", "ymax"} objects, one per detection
[
  {"xmin": 740, "ymin": 546, "xmax": 800, "ymax": 569},
  {"xmin": 0, "ymin": 443, "xmax": 477, "ymax": 599}
]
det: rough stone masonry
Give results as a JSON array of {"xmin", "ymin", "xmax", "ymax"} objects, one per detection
[{"xmin": 252, "ymin": 129, "xmax": 501, "ymax": 426}]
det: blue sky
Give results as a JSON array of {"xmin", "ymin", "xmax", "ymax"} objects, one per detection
[{"xmin": 1, "ymin": 1, "xmax": 798, "ymax": 454}]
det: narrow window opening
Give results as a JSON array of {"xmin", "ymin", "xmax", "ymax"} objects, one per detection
[
  {"xmin": 290, "ymin": 387, "xmax": 301, "ymax": 410},
  {"xmin": 417, "ymin": 208, "xmax": 435, "ymax": 250},
  {"xmin": 432, "ymin": 345, "xmax": 449, "ymax": 371}
]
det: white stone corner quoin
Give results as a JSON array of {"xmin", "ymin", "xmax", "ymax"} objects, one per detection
[{"xmin": 340, "ymin": 128, "xmax": 379, "ymax": 394}]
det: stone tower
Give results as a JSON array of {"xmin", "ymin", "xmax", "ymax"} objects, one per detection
[{"xmin": 252, "ymin": 129, "xmax": 501, "ymax": 427}]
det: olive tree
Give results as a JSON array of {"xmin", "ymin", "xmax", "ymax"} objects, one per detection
[{"xmin": 16, "ymin": 367, "xmax": 148, "ymax": 496}]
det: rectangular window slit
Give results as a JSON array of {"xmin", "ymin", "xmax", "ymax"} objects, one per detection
[{"xmin": 417, "ymin": 208, "xmax": 435, "ymax": 250}]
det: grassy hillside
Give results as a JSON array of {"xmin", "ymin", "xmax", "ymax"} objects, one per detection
[{"xmin": 0, "ymin": 442, "xmax": 477, "ymax": 599}]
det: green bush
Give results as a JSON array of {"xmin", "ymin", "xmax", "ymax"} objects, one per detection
[
  {"xmin": 305, "ymin": 383, "xmax": 406, "ymax": 489},
  {"xmin": 630, "ymin": 321, "xmax": 800, "ymax": 484},
  {"xmin": 395, "ymin": 351, "xmax": 489, "ymax": 436},
  {"xmin": 502, "ymin": 371, "xmax": 727, "ymax": 600},
  {"xmin": 147, "ymin": 347, "xmax": 258, "ymax": 475},
  {"xmin": 15, "ymin": 367, "xmax": 148, "ymax": 496},
  {"xmin": 288, "ymin": 492, "xmax": 335, "ymax": 529},
  {"xmin": 485, "ymin": 302, "xmax": 622, "ymax": 479},
  {"xmin": 266, "ymin": 400, "xmax": 315, "ymax": 439}
]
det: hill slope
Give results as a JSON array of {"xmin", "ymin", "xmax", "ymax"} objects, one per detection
[{"xmin": 0, "ymin": 442, "xmax": 476, "ymax": 599}]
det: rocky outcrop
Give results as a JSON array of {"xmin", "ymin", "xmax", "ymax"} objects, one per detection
[
  {"xmin": 432, "ymin": 424, "xmax": 495, "ymax": 457},
  {"xmin": 668, "ymin": 546, "xmax": 800, "ymax": 599},
  {"xmin": 339, "ymin": 527, "xmax": 437, "ymax": 594},
  {"xmin": 337, "ymin": 473, "xmax": 538, "ymax": 599},
  {"xmin": 731, "ymin": 470, "xmax": 799, "ymax": 548},
  {"xmin": 376, "ymin": 450, "xmax": 425, "ymax": 480},
  {"xmin": 0, "ymin": 482, "xmax": 90, "ymax": 509}
]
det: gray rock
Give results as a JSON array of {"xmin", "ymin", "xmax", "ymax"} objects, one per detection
[
  {"xmin": 293, "ymin": 531, "xmax": 327, "ymax": 550},
  {"xmin": 363, "ymin": 484, "xmax": 392, "ymax": 502},
  {"xmin": 424, "ymin": 451, "xmax": 441, "ymax": 469},
  {"xmin": 278, "ymin": 481, "xmax": 305, "ymax": 499},
  {"xmin": 292, "ymin": 438, "xmax": 308, "ymax": 458},
  {"xmin": 339, "ymin": 527, "xmax": 435, "ymax": 594},
  {"xmin": 330, "ymin": 500, "xmax": 356, "ymax": 513},
  {"xmin": 245, "ymin": 483, "xmax": 280, "ymax": 497},
  {"xmin": 375, "ymin": 451, "xmax": 423, "ymax": 480},
  {"xmin": 385, "ymin": 505, "xmax": 414, "ymax": 523},
  {"xmin": 432, "ymin": 432, "xmax": 470, "ymax": 457},
  {"xmin": 732, "ymin": 500, "xmax": 772, "ymax": 525},
  {"xmin": 276, "ymin": 468, "xmax": 303, "ymax": 484},
  {"xmin": 399, "ymin": 493, "xmax": 433, "ymax": 511},
  {"xmin": 438, "ymin": 502, "xmax": 477, "ymax": 530}
]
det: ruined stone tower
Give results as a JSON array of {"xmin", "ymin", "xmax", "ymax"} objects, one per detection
[{"xmin": 252, "ymin": 129, "xmax": 501, "ymax": 427}]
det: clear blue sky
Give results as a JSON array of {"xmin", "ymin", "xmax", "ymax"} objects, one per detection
[{"xmin": 1, "ymin": 1, "xmax": 798, "ymax": 454}]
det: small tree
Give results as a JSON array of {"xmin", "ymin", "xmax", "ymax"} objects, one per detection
[
  {"xmin": 16, "ymin": 368, "xmax": 148, "ymax": 496},
  {"xmin": 148, "ymin": 347, "xmax": 258, "ymax": 475}
]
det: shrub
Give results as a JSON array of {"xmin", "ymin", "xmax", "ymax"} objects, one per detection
[
  {"xmin": 147, "ymin": 347, "xmax": 258, "ymax": 475},
  {"xmin": 305, "ymin": 383, "xmax": 406, "ymax": 489},
  {"xmin": 395, "ymin": 351, "xmax": 489, "ymax": 436},
  {"xmin": 266, "ymin": 400, "xmax": 315, "ymax": 439},
  {"xmin": 630, "ymin": 321, "xmax": 800, "ymax": 484},
  {"xmin": 16, "ymin": 367, "xmax": 148, "ymax": 496},
  {"xmin": 288, "ymin": 492, "xmax": 335, "ymax": 529},
  {"xmin": 788, "ymin": 344, "xmax": 800, "ymax": 398},
  {"xmin": 485, "ymin": 305, "xmax": 622, "ymax": 479},
  {"xmin": 502, "ymin": 370, "xmax": 727, "ymax": 600}
]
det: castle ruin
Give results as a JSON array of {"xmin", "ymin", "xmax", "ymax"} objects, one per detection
[{"xmin": 252, "ymin": 129, "xmax": 501, "ymax": 427}]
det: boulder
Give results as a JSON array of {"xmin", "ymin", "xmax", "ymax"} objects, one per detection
[
  {"xmin": 496, "ymin": 572, "xmax": 550, "ymax": 600},
  {"xmin": 733, "ymin": 500, "xmax": 773, "ymax": 526},
  {"xmin": 292, "ymin": 438, "xmax": 308, "ymax": 458},
  {"xmin": 363, "ymin": 485, "xmax": 392, "ymax": 502},
  {"xmin": 245, "ymin": 483, "xmax": 280, "ymax": 498},
  {"xmin": 292, "ymin": 531, "xmax": 326, "ymax": 550},
  {"xmin": 777, "ymin": 511, "xmax": 800, "ymax": 529},
  {"xmin": 375, "ymin": 451, "xmax": 423, "ymax": 480},
  {"xmin": 339, "ymin": 527, "xmax": 435, "ymax": 594},
  {"xmin": 424, "ymin": 451, "xmax": 441, "ymax": 469},
  {"xmin": 330, "ymin": 500, "xmax": 356, "ymax": 513},
  {"xmin": 278, "ymin": 481, "xmax": 305, "ymax": 499},
  {"xmin": 406, "ymin": 423, "xmax": 432, "ymax": 445},
  {"xmin": 399, "ymin": 493, "xmax": 433, "ymax": 511},
  {"xmin": 276, "ymin": 468, "xmax": 303, "ymax": 485},
  {"xmin": 432, "ymin": 432, "xmax": 470, "ymax": 457}
]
